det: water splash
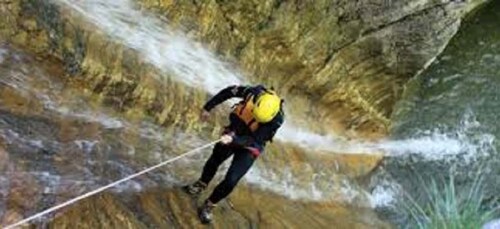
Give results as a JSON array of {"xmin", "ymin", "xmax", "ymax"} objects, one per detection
[
  {"xmin": 244, "ymin": 166, "xmax": 369, "ymax": 203},
  {"xmin": 245, "ymin": 167, "xmax": 325, "ymax": 201},
  {"xmin": 284, "ymin": 111, "xmax": 495, "ymax": 163},
  {"xmin": 53, "ymin": 0, "xmax": 242, "ymax": 95},
  {"xmin": 0, "ymin": 47, "xmax": 7, "ymax": 63},
  {"xmin": 362, "ymin": 112, "xmax": 495, "ymax": 208},
  {"xmin": 370, "ymin": 111, "xmax": 495, "ymax": 162},
  {"xmin": 368, "ymin": 179, "xmax": 400, "ymax": 208}
]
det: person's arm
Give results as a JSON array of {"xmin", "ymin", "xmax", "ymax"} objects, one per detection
[{"xmin": 203, "ymin": 85, "xmax": 252, "ymax": 111}]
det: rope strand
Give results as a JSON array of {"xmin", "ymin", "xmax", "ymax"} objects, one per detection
[{"xmin": 4, "ymin": 140, "xmax": 220, "ymax": 229}]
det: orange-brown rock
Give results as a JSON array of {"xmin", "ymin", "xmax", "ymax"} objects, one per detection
[{"xmin": 49, "ymin": 187, "xmax": 391, "ymax": 229}]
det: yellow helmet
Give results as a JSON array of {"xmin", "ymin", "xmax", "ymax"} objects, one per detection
[{"xmin": 252, "ymin": 91, "xmax": 281, "ymax": 123}]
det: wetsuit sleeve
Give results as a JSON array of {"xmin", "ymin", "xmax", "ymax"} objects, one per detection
[{"xmin": 203, "ymin": 85, "xmax": 252, "ymax": 111}]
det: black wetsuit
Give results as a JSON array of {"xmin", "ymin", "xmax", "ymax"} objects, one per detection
[{"xmin": 199, "ymin": 85, "xmax": 284, "ymax": 204}]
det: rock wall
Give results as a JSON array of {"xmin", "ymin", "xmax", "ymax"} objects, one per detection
[
  {"xmin": 0, "ymin": 0, "xmax": 487, "ymax": 137},
  {"xmin": 0, "ymin": 42, "xmax": 385, "ymax": 228},
  {"xmin": 139, "ymin": 0, "xmax": 486, "ymax": 134},
  {"xmin": 0, "ymin": 0, "xmax": 220, "ymax": 138},
  {"xmin": 0, "ymin": 0, "xmax": 490, "ymax": 228},
  {"xmin": 42, "ymin": 188, "xmax": 390, "ymax": 229}
]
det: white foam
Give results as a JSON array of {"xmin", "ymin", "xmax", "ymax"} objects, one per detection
[
  {"xmin": 44, "ymin": 102, "xmax": 124, "ymax": 129},
  {"xmin": 244, "ymin": 166, "xmax": 370, "ymax": 203},
  {"xmin": 27, "ymin": 140, "xmax": 44, "ymax": 149},
  {"xmin": 368, "ymin": 180, "xmax": 400, "ymax": 208},
  {"xmin": 113, "ymin": 180, "xmax": 143, "ymax": 193},
  {"xmin": 284, "ymin": 111, "xmax": 496, "ymax": 163},
  {"xmin": 0, "ymin": 47, "xmax": 7, "ymax": 63},
  {"xmin": 244, "ymin": 167, "xmax": 324, "ymax": 201},
  {"xmin": 371, "ymin": 111, "xmax": 496, "ymax": 162},
  {"xmin": 74, "ymin": 140, "xmax": 98, "ymax": 154}
]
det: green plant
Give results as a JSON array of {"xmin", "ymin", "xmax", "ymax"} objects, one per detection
[{"xmin": 402, "ymin": 171, "xmax": 499, "ymax": 229}]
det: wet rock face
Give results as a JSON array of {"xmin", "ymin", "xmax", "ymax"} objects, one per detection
[
  {"xmin": 0, "ymin": 0, "xmax": 487, "ymax": 135},
  {"xmin": 0, "ymin": 0, "xmax": 490, "ymax": 228},
  {"xmin": 48, "ymin": 188, "xmax": 391, "ymax": 229},
  {"xmin": 0, "ymin": 44, "xmax": 387, "ymax": 227},
  {"xmin": 0, "ymin": 38, "xmax": 389, "ymax": 228},
  {"xmin": 139, "ymin": 0, "xmax": 486, "ymax": 131},
  {"xmin": 1, "ymin": 0, "xmax": 217, "ymax": 136}
]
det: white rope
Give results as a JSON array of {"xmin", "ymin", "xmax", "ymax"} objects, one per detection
[{"xmin": 4, "ymin": 139, "xmax": 220, "ymax": 229}]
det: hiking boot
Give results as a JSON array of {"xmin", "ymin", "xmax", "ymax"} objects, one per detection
[
  {"xmin": 198, "ymin": 200, "xmax": 216, "ymax": 224},
  {"xmin": 182, "ymin": 180, "xmax": 207, "ymax": 196}
]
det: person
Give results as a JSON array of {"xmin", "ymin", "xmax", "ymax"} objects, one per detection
[{"xmin": 183, "ymin": 85, "xmax": 285, "ymax": 224}]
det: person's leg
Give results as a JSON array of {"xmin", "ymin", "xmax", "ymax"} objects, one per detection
[
  {"xmin": 198, "ymin": 149, "xmax": 256, "ymax": 223},
  {"xmin": 184, "ymin": 143, "xmax": 233, "ymax": 195},
  {"xmin": 207, "ymin": 148, "xmax": 256, "ymax": 204},
  {"xmin": 199, "ymin": 143, "xmax": 233, "ymax": 185}
]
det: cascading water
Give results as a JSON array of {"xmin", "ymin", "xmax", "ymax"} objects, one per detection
[
  {"xmin": 1, "ymin": 0, "xmax": 498, "ymax": 227},
  {"xmin": 50, "ymin": 0, "xmax": 491, "ymax": 164},
  {"xmin": 0, "ymin": 43, "xmax": 371, "ymax": 227}
]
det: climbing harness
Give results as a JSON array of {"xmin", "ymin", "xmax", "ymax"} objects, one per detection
[{"xmin": 3, "ymin": 139, "xmax": 221, "ymax": 229}]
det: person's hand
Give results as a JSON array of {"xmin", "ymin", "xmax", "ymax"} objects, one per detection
[
  {"xmin": 220, "ymin": 135, "xmax": 233, "ymax": 144},
  {"xmin": 200, "ymin": 109, "xmax": 210, "ymax": 122}
]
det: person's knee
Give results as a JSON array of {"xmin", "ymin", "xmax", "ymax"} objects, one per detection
[
  {"xmin": 224, "ymin": 173, "xmax": 242, "ymax": 188},
  {"xmin": 206, "ymin": 145, "xmax": 229, "ymax": 166},
  {"xmin": 205, "ymin": 156, "xmax": 218, "ymax": 167},
  {"xmin": 213, "ymin": 142, "xmax": 228, "ymax": 153}
]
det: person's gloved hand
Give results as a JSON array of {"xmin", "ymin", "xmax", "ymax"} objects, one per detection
[
  {"xmin": 200, "ymin": 109, "xmax": 210, "ymax": 122},
  {"xmin": 220, "ymin": 134, "xmax": 233, "ymax": 144}
]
